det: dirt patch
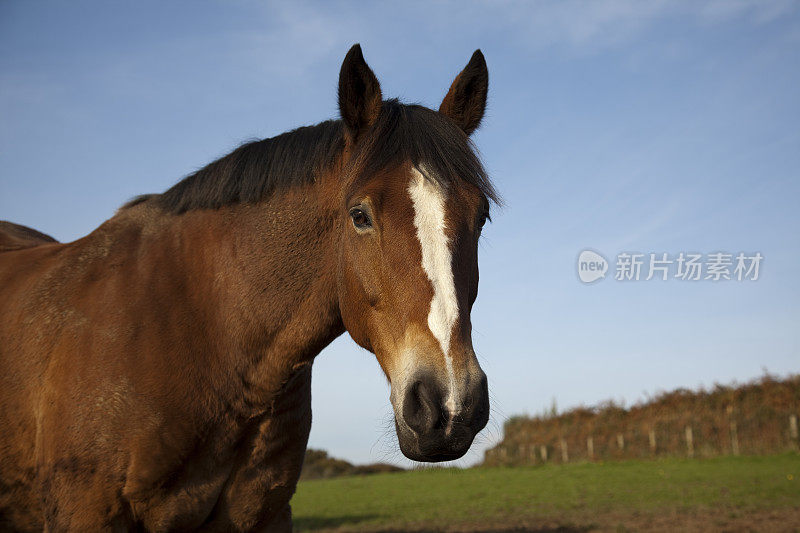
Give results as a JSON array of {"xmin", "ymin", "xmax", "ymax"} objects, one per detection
[
  {"xmin": 303, "ymin": 507, "xmax": 800, "ymax": 532},
  {"xmin": 447, "ymin": 507, "xmax": 800, "ymax": 533}
]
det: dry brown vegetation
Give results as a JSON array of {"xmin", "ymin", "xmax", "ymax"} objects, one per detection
[
  {"xmin": 300, "ymin": 449, "xmax": 404, "ymax": 480},
  {"xmin": 484, "ymin": 373, "xmax": 800, "ymax": 466}
]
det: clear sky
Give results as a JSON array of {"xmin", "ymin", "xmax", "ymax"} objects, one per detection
[{"xmin": 2, "ymin": 1, "xmax": 798, "ymax": 467}]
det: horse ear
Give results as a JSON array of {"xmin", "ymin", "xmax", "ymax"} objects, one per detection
[
  {"xmin": 338, "ymin": 44, "xmax": 382, "ymax": 143},
  {"xmin": 439, "ymin": 50, "xmax": 488, "ymax": 136}
]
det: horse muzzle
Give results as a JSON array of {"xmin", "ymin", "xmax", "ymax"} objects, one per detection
[{"xmin": 392, "ymin": 369, "xmax": 489, "ymax": 462}]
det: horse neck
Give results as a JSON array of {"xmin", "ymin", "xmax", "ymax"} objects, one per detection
[{"xmin": 127, "ymin": 180, "xmax": 345, "ymax": 411}]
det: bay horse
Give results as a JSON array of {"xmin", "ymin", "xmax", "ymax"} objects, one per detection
[{"xmin": 0, "ymin": 44, "xmax": 497, "ymax": 531}]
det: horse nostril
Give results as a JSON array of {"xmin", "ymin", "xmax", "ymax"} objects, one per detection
[
  {"xmin": 471, "ymin": 372, "xmax": 490, "ymax": 431},
  {"xmin": 402, "ymin": 378, "xmax": 444, "ymax": 435}
]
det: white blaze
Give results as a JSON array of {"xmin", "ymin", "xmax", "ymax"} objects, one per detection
[{"xmin": 408, "ymin": 167, "xmax": 459, "ymax": 414}]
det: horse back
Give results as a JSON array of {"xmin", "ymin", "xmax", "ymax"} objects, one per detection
[{"xmin": 0, "ymin": 221, "xmax": 58, "ymax": 252}]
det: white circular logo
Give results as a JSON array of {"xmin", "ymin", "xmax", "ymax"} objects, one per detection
[{"xmin": 577, "ymin": 250, "xmax": 608, "ymax": 283}]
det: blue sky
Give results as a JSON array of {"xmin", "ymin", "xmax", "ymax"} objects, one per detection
[{"xmin": 2, "ymin": 1, "xmax": 799, "ymax": 467}]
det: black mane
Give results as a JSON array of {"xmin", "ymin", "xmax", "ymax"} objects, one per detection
[{"xmin": 129, "ymin": 100, "xmax": 498, "ymax": 213}]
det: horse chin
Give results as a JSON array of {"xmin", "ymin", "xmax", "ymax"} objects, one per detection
[{"xmin": 394, "ymin": 419, "xmax": 474, "ymax": 463}]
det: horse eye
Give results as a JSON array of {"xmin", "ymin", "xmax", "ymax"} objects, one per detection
[
  {"xmin": 477, "ymin": 212, "xmax": 490, "ymax": 229},
  {"xmin": 350, "ymin": 208, "xmax": 371, "ymax": 229}
]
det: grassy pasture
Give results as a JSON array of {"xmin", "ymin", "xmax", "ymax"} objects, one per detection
[{"xmin": 292, "ymin": 453, "xmax": 800, "ymax": 532}]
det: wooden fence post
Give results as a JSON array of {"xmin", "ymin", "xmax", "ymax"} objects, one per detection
[
  {"xmin": 649, "ymin": 428, "xmax": 656, "ymax": 455},
  {"xmin": 730, "ymin": 420, "xmax": 740, "ymax": 456},
  {"xmin": 540, "ymin": 445, "xmax": 548, "ymax": 462},
  {"xmin": 560, "ymin": 439, "xmax": 568, "ymax": 463},
  {"xmin": 616, "ymin": 433, "xmax": 625, "ymax": 451},
  {"xmin": 587, "ymin": 436, "xmax": 594, "ymax": 460},
  {"xmin": 685, "ymin": 426, "xmax": 694, "ymax": 458},
  {"xmin": 790, "ymin": 415, "xmax": 798, "ymax": 446}
]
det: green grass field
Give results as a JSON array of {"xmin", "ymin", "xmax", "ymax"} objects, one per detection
[{"xmin": 292, "ymin": 453, "xmax": 800, "ymax": 532}]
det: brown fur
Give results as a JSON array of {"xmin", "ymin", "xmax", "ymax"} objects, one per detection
[
  {"xmin": 0, "ymin": 44, "xmax": 494, "ymax": 531},
  {"xmin": 0, "ymin": 221, "xmax": 58, "ymax": 252}
]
